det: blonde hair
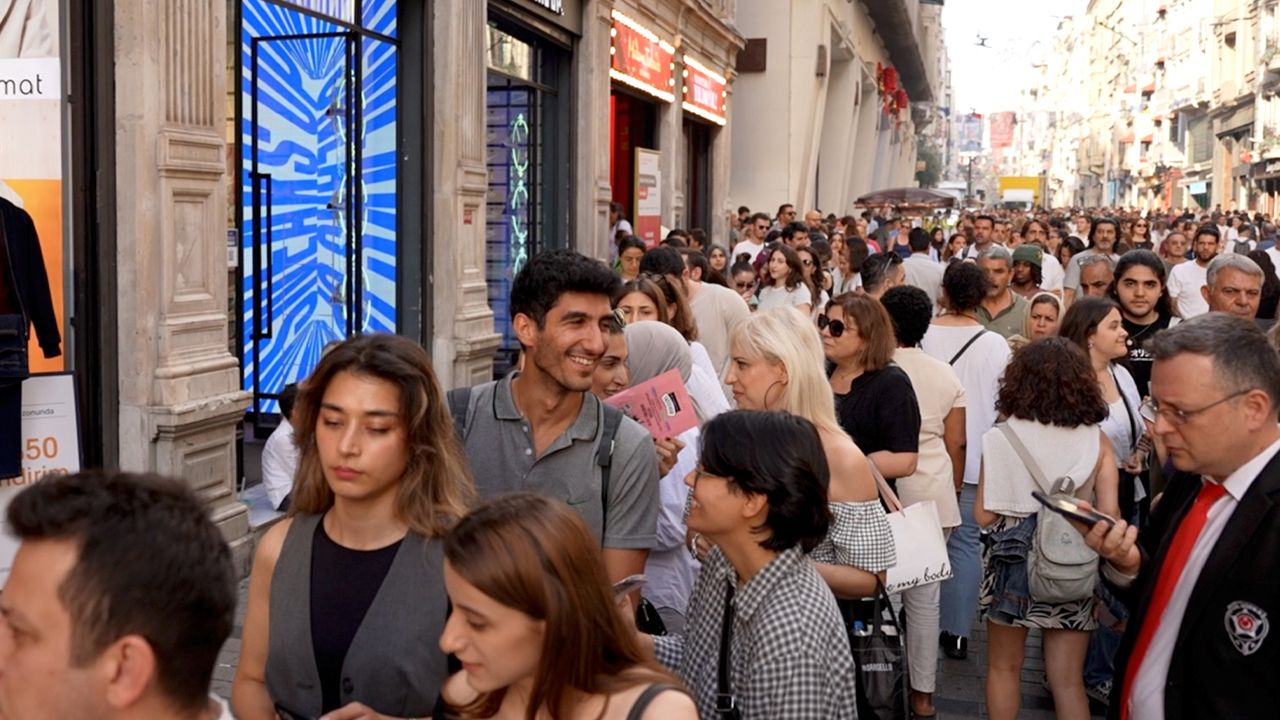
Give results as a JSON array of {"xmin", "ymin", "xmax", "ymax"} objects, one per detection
[{"xmin": 729, "ymin": 306, "xmax": 843, "ymax": 436}]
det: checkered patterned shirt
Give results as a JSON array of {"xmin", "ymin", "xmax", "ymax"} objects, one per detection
[
  {"xmin": 653, "ymin": 546, "xmax": 858, "ymax": 719},
  {"xmin": 809, "ymin": 499, "xmax": 897, "ymax": 572}
]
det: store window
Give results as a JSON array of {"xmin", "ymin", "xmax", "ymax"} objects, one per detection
[
  {"xmin": 485, "ymin": 18, "xmax": 570, "ymax": 376},
  {"xmin": 237, "ymin": 0, "xmax": 401, "ymax": 419}
]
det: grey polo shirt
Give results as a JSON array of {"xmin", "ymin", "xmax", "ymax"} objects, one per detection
[{"xmin": 456, "ymin": 374, "xmax": 659, "ymax": 550}]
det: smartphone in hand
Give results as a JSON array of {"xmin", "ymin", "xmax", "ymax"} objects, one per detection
[{"xmin": 1031, "ymin": 491, "xmax": 1117, "ymax": 528}]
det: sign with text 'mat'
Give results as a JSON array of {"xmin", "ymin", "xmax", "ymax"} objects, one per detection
[{"xmin": 0, "ymin": 373, "xmax": 82, "ymax": 583}]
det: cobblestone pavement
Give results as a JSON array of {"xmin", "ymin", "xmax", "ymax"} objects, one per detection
[{"xmin": 212, "ymin": 579, "xmax": 1105, "ymax": 719}]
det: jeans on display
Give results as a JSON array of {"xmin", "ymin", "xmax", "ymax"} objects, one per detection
[
  {"xmin": 901, "ymin": 575, "xmax": 942, "ymax": 693},
  {"xmin": 939, "ymin": 484, "xmax": 982, "ymax": 638},
  {"xmin": 0, "ymin": 314, "xmax": 28, "ymax": 480}
]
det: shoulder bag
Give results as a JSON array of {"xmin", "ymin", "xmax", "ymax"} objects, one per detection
[{"xmin": 997, "ymin": 422, "xmax": 1098, "ymax": 603}]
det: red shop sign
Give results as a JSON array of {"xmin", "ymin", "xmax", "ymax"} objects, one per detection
[
  {"xmin": 682, "ymin": 56, "xmax": 727, "ymax": 126},
  {"xmin": 610, "ymin": 10, "xmax": 675, "ymax": 102}
]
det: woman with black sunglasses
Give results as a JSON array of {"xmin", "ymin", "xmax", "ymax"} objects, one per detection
[{"xmin": 820, "ymin": 293, "xmax": 921, "ymax": 482}]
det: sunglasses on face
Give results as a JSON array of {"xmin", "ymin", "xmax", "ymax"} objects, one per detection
[
  {"xmin": 735, "ymin": 280, "xmax": 755, "ymax": 289},
  {"xmin": 817, "ymin": 315, "xmax": 846, "ymax": 338}
]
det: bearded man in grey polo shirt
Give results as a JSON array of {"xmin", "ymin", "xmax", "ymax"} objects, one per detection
[{"xmin": 451, "ymin": 249, "xmax": 659, "ymax": 584}]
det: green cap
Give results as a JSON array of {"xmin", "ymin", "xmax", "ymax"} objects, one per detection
[{"xmin": 1012, "ymin": 245, "xmax": 1043, "ymax": 268}]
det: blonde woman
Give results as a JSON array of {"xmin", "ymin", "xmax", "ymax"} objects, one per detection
[{"xmin": 719, "ymin": 307, "xmax": 895, "ymax": 599}]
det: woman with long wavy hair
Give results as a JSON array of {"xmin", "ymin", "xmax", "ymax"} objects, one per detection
[
  {"xmin": 436, "ymin": 494, "xmax": 694, "ymax": 719},
  {"xmin": 233, "ymin": 334, "xmax": 476, "ymax": 720}
]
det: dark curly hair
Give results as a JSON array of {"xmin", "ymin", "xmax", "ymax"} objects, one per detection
[
  {"xmin": 880, "ymin": 285, "xmax": 933, "ymax": 347},
  {"xmin": 511, "ymin": 249, "xmax": 619, "ymax": 326},
  {"xmin": 941, "ymin": 261, "xmax": 991, "ymax": 312},
  {"xmin": 1058, "ymin": 296, "xmax": 1120, "ymax": 352},
  {"xmin": 996, "ymin": 337, "xmax": 1109, "ymax": 426}
]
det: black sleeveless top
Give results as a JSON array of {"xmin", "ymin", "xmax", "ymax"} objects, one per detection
[
  {"xmin": 310, "ymin": 521, "xmax": 403, "ymax": 712},
  {"xmin": 430, "ymin": 682, "xmax": 684, "ymax": 719}
]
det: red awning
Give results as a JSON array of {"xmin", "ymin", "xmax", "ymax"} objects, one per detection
[
  {"xmin": 1143, "ymin": 83, "xmax": 1155, "ymax": 93},
  {"xmin": 1141, "ymin": 134, "xmax": 1154, "ymax": 143},
  {"xmin": 1123, "ymin": 84, "xmax": 1136, "ymax": 93},
  {"xmin": 1120, "ymin": 132, "xmax": 1135, "ymax": 143}
]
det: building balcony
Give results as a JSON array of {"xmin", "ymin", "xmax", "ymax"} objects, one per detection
[{"xmin": 862, "ymin": 0, "xmax": 932, "ymax": 103}]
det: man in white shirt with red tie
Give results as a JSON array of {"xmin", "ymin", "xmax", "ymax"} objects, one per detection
[{"xmin": 1078, "ymin": 312, "xmax": 1280, "ymax": 720}]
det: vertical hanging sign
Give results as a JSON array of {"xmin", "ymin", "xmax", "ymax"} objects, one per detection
[{"xmin": 634, "ymin": 148, "xmax": 662, "ymax": 249}]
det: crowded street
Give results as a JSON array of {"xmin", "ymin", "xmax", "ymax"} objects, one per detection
[{"xmin": 1, "ymin": 0, "xmax": 1279, "ymax": 719}]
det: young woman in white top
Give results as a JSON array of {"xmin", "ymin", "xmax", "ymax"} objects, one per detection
[
  {"xmin": 1059, "ymin": 297, "xmax": 1147, "ymax": 522},
  {"xmin": 755, "ymin": 245, "xmax": 813, "ymax": 315},
  {"xmin": 921, "ymin": 261, "xmax": 1013, "ymax": 661},
  {"xmin": 974, "ymin": 337, "xmax": 1119, "ymax": 720},
  {"xmin": 717, "ymin": 306, "xmax": 895, "ymax": 600}
]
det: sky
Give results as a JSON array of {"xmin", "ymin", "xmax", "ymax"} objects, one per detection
[{"xmin": 941, "ymin": 0, "xmax": 1088, "ymax": 114}]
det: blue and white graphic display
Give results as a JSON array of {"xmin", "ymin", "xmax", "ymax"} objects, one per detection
[{"xmin": 240, "ymin": 0, "xmax": 398, "ymax": 415}]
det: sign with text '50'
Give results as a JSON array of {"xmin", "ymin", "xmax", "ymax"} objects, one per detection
[{"xmin": 0, "ymin": 373, "xmax": 82, "ymax": 583}]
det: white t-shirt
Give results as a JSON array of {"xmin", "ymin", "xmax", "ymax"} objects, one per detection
[
  {"xmin": 1039, "ymin": 253, "xmax": 1065, "ymax": 293},
  {"xmin": 756, "ymin": 283, "xmax": 812, "ymax": 311},
  {"xmin": 688, "ymin": 281, "xmax": 751, "ymax": 393},
  {"xmin": 920, "ymin": 325, "xmax": 1011, "ymax": 485},
  {"xmin": 1167, "ymin": 260, "xmax": 1210, "ymax": 319},
  {"xmin": 261, "ymin": 418, "xmax": 299, "ymax": 510},
  {"xmin": 730, "ymin": 240, "xmax": 765, "ymax": 264}
]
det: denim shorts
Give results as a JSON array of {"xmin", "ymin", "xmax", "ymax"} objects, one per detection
[{"xmin": 980, "ymin": 514, "xmax": 1097, "ymax": 630}]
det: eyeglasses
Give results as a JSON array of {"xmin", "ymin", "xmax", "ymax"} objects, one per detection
[
  {"xmin": 801, "ymin": 258, "xmax": 815, "ymax": 267},
  {"xmin": 817, "ymin": 315, "xmax": 847, "ymax": 338},
  {"xmin": 1139, "ymin": 390, "xmax": 1252, "ymax": 426},
  {"xmin": 610, "ymin": 308, "xmax": 628, "ymax": 330}
]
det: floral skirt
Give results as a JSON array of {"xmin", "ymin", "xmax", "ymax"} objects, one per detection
[{"xmin": 979, "ymin": 514, "xmax": 1096, "ymax": 631}]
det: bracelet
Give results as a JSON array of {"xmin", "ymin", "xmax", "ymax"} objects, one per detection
[{"xmin": 687, "ymin": 532, "xmax": 702, "ymax": 559}]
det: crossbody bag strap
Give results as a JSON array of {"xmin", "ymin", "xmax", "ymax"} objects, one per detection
[
  {"xmin": 597, "ymin": 404, "xmax": 623, "ymax": 547},
  {"xmin": 996, "ymin": 422, "xmax": 1059, "ymax": 495},
  {"xmin": 716, "ymin": 582, "xmax": 741, "ymax": 720},
  {"xmin": 949, "ymin": 329, "xmax": 988, "ymax": 365},
  {"xmin": 1109, "ymin": 366, "xmax": 1139, "ymax": 453}
]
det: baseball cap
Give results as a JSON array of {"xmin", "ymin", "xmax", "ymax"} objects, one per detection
[{"xmin": 1012, "ymin": 245, "xmax": 1043, "ymax": 268}]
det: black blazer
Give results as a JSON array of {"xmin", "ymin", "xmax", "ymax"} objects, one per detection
[
  {"xmin": 0, "ymin": 197, "xmax": 60, "ymax": 358},
  {"xmin": 1108, "ymin": 453, "xmax": 1280, "ymax": 720}
]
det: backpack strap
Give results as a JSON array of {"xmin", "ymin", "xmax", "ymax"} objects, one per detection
[
  {"xmin": 597, "ymin": 404, "xmax": 624, "ymax": 544},
  {"xmin": 997, "ymin": 421, "xmax": 1072, "ymax": 495},
  {"xmin": 949, "ymin": 329, "xmax": 988, "ymax": 365},
  {"xmin": 446, "ymin": 387, "xmax": 472, "ymax": 440}
]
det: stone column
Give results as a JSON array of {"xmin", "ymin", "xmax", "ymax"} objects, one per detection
[
  {"xmin": 575, "ymin": 0, "xmax": 615, "ymax": 260},
  {"xmin": 113, "ymin": 0, "xmax": 253, "ymax": 571},
  {"xmin": 431, "ymin": 0, "xmax": 502, "ymax": 387}
]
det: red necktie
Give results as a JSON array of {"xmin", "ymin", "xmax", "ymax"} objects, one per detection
[{"xmin": 1120, "ymin": 480, "xmax": 1228, "ymax": 719}]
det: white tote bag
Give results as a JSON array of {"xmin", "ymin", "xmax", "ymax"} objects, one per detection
[{"xmin": 869, "ymin": 460, "xmax": 953, "ymax": 594}]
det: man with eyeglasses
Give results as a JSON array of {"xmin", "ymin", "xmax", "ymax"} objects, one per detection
[
  {"xmin": 731, "ymin": 212, "xmax": 770, "ymax": 264},
  {"xmin": 1201, "ymin": 254, "xmax": 1267, "ymax": 330},
  {"xmin": 1074, "ymin": 314, "xmax": 1280, "ymax": 720}
]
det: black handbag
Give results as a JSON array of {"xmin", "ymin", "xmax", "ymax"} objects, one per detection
[
  {"xmin": 845, "ymin": 580, "xmax": 909, "ymax": 720},
  {"xmin": 634, "ymin": 596, "xmax": 667, "ymax": 636}
]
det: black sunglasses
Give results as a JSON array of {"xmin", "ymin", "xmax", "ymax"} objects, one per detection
[{"xmin": 817, "ymin": 315, "xmax": 846, "ymax": 338}]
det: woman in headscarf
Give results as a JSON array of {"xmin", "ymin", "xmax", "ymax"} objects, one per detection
[{"xmin": 621, "ymin": 322, "xmax": 726, "ymax": 632}]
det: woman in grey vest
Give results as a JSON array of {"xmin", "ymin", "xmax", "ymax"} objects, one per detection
[
  {"xmin": 435, "ymin": 493, "xmax": 693, "ymax": 719},
  {"xmin": 232, "ymin": 334, "xmax": 476, "ymax": 720}
]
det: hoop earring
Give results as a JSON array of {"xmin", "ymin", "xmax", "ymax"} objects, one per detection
[{"xmin": 763, "ymin": 379, "xmax": 787, "ymax": 409}]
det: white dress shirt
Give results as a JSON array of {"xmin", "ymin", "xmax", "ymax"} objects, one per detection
[
  {"xmin": 1127, "ymin": 435, "xmax": 1280, "ymax": 720},
  {"xmin": 261, "ymin": 418, "xmax": 299, "ymax": 510}
]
